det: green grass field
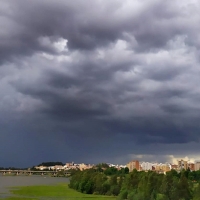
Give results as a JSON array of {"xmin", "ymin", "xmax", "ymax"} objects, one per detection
[{"xmin": 0, "ymin": 183, "xmax": 116, "ymax": 200}]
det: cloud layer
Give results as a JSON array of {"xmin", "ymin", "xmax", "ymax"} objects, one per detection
[{"xmin": 1, "ymin": 0, "xmax": 200, "ymax": 167}]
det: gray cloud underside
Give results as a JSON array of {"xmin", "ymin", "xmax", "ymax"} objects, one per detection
[{"xmin": 1, "ymin": 0, "xmax": 200, "ymax": 166}]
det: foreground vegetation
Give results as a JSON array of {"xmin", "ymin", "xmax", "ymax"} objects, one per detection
[
  {"xmin": 69, "ymin": 164, "xmax": 200, "ymax": 200},
  {"xmin": 0, "ymin": 183, "xmax": 116, "ymax": 200},
  {"xmin": 2, "ymin": 164, "xmax": 200, "ymax": 200}
]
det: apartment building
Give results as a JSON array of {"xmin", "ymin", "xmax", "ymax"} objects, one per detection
[
  {"xmin": 79, "ymin": 163, "xmax": 94, "ymax": 171},
  {"xmin": 195, "ymin": 162, "xmax": 200, "ymax": 171},
  {"xmin": 188, "ymin": 163, "xmax": 195, "ymax": 171},
  {"xmin": 155, "ymin": 163, "xmax": 171, "ymax": 173},
  {"xmin": 140, "ymin": 162, "xmax": 154, "ymax": 171},
  {"xmin": 126, "ymin": 160, "xmax": 139, "ymax": 172},
  {"xmin": 178, "ymin": 160, "xmax": 188, "ymax": 170},
  {"xmin": 171, "ymin": 164, "xmax": 178, "ymax": 170}
]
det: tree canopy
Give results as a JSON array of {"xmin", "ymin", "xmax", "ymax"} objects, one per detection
[
  {"xmin": 37, "ymin": 162, "xmax": 64, "ymax": 166},
  {"xmin": 69, "ymin": 166, "xmax": 200, "ymax": 200}
]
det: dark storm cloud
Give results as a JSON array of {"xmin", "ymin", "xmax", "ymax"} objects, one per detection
[
  {"xmin": 160, "ymin": 104, "xmax": 186, "ymax": 114},
  {"xmin": 12, "ymin": 51, "xmax": 200, "ymax": 145},
  {"xmin": 0, "ymin": 0, "xmax": 122, "ymax": 62},
  {"xmin": 1, "ymin": 0, "xmax": 200, "ymax": 166},
  {"xmin": 1, "ymin": 0, "xmax": 198, "ymax": 62}
]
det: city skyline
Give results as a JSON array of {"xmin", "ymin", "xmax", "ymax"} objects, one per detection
[{"xmin": 1, "ymin": 155, "xmax": 200, "ymax": 169}]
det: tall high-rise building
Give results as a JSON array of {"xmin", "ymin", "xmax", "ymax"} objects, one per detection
[
  {"xmin": 126, "ymin": 160, "xmax": 139, "ymax": 172},
  {"xmin": 188, "ymin": 163, "xmax": 195, "ymax": 171},
  {"xmin": 178, "ymin": 160, "xmax": 188, "ymax": 170},
  {"xmin": 195, "ymin": 162, "xmax": 200, "ymax": 171}
]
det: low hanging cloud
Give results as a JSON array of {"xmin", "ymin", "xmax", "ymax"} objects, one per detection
[{"xmin": 1, "ymin": 0, "xmax": 200, "ymax": 167}]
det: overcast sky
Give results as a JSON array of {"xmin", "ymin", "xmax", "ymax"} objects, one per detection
[{"xmin": 1, "ymin": 0, "xmax": 200, "ymax": 167}]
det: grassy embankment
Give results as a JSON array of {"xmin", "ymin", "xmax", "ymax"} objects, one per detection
[{"xmin": 0, "ymin": 183, "xmax": 116, "ymax": 200}]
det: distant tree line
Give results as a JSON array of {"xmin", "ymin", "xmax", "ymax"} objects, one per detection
[
  {"xmin": 37, "ymin": 162, "xmax": 64, "ymax": 166},
  {"xmin": 0, "ymin": 167, "xmax": 27, "ymax": 170},
  {"xmin": 69, "ymin": 164, "xmax": 200, "ymax": 200}
]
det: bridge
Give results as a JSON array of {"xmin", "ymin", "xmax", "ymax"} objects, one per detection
[{"xmin": 0, "ymin": 170, "xmax": 71, "ymax": 176}]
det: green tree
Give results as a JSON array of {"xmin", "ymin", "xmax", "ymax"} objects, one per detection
[
  {"xmin": 177, "ymin": 172, "xmax": 192, "ymax": 200},
  {"xmin": 160, "ymin": 171, "xmax": 174, "ymax": 200},
  {"xmin": 104, "ymin": 167, "xmax": 118, "ymax": 175},
  {"xmin": 193, "ymin": 182, "xmax": 200, "ymax": 200}
]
